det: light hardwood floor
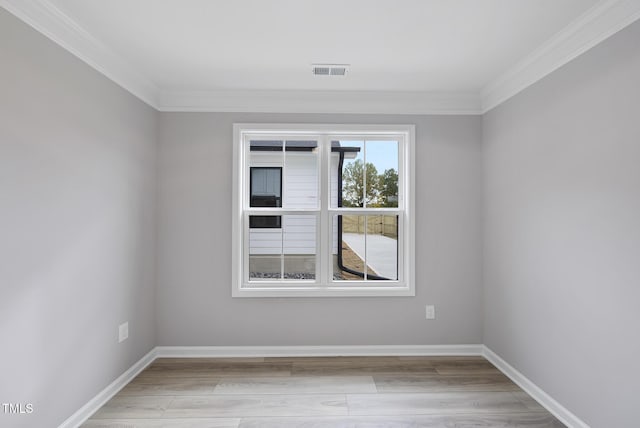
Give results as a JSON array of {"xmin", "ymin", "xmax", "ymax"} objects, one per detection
[{"xmin": 82, "ymin": 356, "xmax": 565, "ymax": 427}]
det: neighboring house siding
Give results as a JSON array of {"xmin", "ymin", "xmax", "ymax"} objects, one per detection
[
  {"xmin": 249, "ymin": 152, "xmax": 320, "ymax": 255},
  {"xmin": 283, "ymin": 216, "xmax": 316, "ymax": 254},
  {"xmin": 249, "ymin": 217, "xmax": 317, "ymax": 255},
  {"xmin": 284, "ymin": 153, "xmax": 317, "ymax": 208}
]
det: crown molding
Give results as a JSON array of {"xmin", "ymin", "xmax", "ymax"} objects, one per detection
[
  {"xmin": 4, "ymin": 0, "xmax": 640, "ymax": 115},
  {"xmin": 481, "ymin": 0, "xmax": 640, "ymax": 113},
  {"xmin": 158, "ymin": 89, "xmax": 482, "ymax": 115},
  {"xmin": 0, "ymin": 0, "xmax": 159, "ymax": 108}
]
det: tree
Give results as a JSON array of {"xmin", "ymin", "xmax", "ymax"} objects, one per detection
[
  {"xmin": 342, "ymin": 160, "xmax": 380, "ymax": 207},
  {"xmin": 379, "ymin": 168, "xmax": 398, "ymax": 207}
]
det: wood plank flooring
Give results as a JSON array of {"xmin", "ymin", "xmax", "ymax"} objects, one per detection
[{"xmin": 82, "ymin": 356, "xmax": 565, "ymax": 427}]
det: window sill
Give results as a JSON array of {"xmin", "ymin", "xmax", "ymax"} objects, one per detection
[{"xmin": 232, "ymin": 284, "xmax": 415, "ymax": 298}]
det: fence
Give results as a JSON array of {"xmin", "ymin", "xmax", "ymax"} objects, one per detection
[{"xmin": 341, "ymin": 215, "xmax": 398, "ymax": 239}]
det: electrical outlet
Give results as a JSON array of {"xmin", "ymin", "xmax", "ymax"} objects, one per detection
[
  {"xmin": 118, "ymin": 322, "xmax": 129, "ymax": 343},
  {"xmin": 425, "ymin": 305, "xmax": 435, "ymax": 320}
]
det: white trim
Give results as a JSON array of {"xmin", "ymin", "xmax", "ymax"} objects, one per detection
[
  {"xmin": 0, "ymin": 0, "xmax": 159, "ymax": 108},
  {"xmin": 406, "ymin": 124, "xmax": 416, "ymax": 295},
  {"xmin": 57, "ymin": 348, "xmax": 157, "ymax": 428},
  {"xmin": 156, "ymin": 345, "xmax": 483, "ymax": 358},
  {"xmin": 481, "ymin": 0, "xmax": 640, "ymax": 113},
  {"xmin": 158, "ymin": 89, "xmax": 481, "ymax": 115},
  {"xmin": 231, "ymin": 286, "xmax": 415, "ymax": 298},
  {"xmin": 482, "ymin": 346, "xmax": 590, "ymax": 428},
  {"xmin": 231, "ymin": 124, "xmax": 243, "ymax": 294}
]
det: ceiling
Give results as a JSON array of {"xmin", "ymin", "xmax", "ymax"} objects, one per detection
[
  {"xmin": 48, "ymin": 0, "xmax": 598, "ymax": 92},
  {"xmin": 3, "ymin": 0, "xmax": 640, "ymax": 113}
]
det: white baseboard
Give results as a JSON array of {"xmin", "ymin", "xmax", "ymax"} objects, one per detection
[
  {"xmin": 482, "ymin": 346, "xmax": 590, "ymax": 428},
  {"xmin": 57, "ymin": 348, "xmax": 157, "ymax": 428},
  {"xmin": 155, "ymin": 344, "xmax": 484, "ymax": 358}
]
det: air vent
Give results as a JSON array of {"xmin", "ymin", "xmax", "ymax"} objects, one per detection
[
  {"xmin": 313, "ymin": 66, "xmax": 331, "ymax": 75},
  {"xmin": 312, "ymin": 64, "xmax": 349, "ymax": 76}
]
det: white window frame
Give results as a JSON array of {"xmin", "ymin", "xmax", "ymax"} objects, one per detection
[{"xmin": 232, "ymin": 123, "xmax": 415, "ymax": 297}]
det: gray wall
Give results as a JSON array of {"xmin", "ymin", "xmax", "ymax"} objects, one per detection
[
  {"xmin": 157, "ymin": 113, "xmax": 483, "ymax": 346},
  {"xmin": 483, "ymin": 21, "xmax": 640, "ymax": 428},
  {"xmin": 0, "ymin": 9, "xmax": 157, "ymax": 428}
]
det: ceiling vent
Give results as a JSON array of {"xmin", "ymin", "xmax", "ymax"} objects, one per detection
[{"xmin": 312, "ymin": 64, "xmax": 349, "ymax": 76}]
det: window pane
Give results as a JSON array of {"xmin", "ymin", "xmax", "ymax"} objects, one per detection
[
  {"xmin": 332, "ymin": 214, "xmax": 398, "ymax": 281},
  {"xmin": 248, "ymin": 215, "xmax": 316, "ymax": 281},
  {"xmin": 249, "ymin": 215, "xmax": 281, "ymax": 228},
  {"xmin": 250, "ymin": 140, "xmax": 284, "ymax": 152},
  {"xmin": 249, "ymin": 222, "xmax": 282, "ymax": 280},
  {"xmin": 365, "ymin": 141, "xmax": 399, "ymax": 208},
  {"xmin": 249, "ymin": 166, "xmax": 282, "ymax": 229},
  {"xmin": 249, "ymin": 141, "xmax": 283, "ymax": 218},
  {"xmin": 332, "ymin": 215, "xmax": 365, "ymax": 281},
  {"xmin": 283, "ymin": 215, "xmax": 316, "ymax": 280},
  {"xmin": 284, "ymin": 140, "xmax": 318, "ymax": 209},
  {"xmin": 331, "ymin": 141, "xmax": 364, "ymax": 208},
  {"xmin": 250, "ymin": 167, "xmax": 282, "ymax": 208},
  {"xmin": 365, "ymin": 215, "xmax": 398, "ymax": 280}
]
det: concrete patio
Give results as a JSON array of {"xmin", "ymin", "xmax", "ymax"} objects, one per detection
[{"xmin": 342, "ymin": 233, "xmax": 398, "ymax": 280}]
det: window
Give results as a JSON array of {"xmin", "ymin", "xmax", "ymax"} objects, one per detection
[
  {"xmin": 249, "ymin": 167, "xmax": 282, "ymax": 228},
  {"xmin": 232, "ymin": 124, "xmax": 415, "ymax": 297}
]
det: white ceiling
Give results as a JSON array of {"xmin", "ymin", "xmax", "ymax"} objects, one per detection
[
  {"xmin": 4, "ymin": 0, "xmax": 640, "ymax": 113},
  {"xmin": 49, "ymin": 0, "xmax": 598, "ymax": 92}
]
